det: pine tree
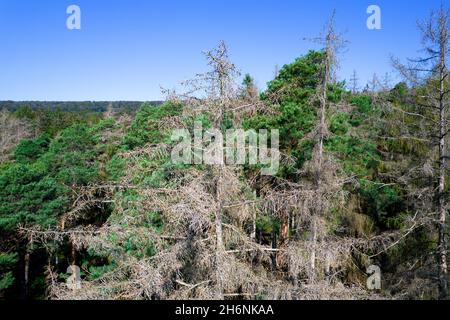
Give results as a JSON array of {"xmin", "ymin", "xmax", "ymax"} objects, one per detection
[{"xmin": 392, "ymin": 5, "xmax": 450, "ymax": 298}]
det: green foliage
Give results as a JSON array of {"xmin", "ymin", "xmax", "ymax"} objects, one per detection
[
  {"xmin": 91, "ymin": 118, "xmax": 116, "ymax": 132},
  {"xmin": 0, "ymin": 118, "xmax": 117, "ymax": 299},
  {"xmin": 45, "ymin": 124, "xmax": 100, "ymax": 185},
  {"xmin": 183, "ymin": 113, "xmax": 212, "ymax": 130},
  {"xmin": 87, "ymin": 263, "xmax": 117, "ymax": 280},
  {"xmin": 122, "ymin": 236, "xmax": 157, "ymax": 258},
  {"xmin": 329, "ymin": 112, "xmax": 351, "ymax": 135},
  {"xmin": 106, "ymin": 155, "xmax": 126, "ymax": 182},
  {"xmin": 123, "ymin": 101, "xmax": 183, "ymax": 150},
  {"xmin": 327, "ymin": 82, "xmax": 347, "ymax": 103},
  {"xmin": 242, "ymin": 74, "xmax": 254, "ymax": 88},
  {"xmin": 2, "ymin": 101, "xmax": 147, "ymax": 113},
  {"xmin": 0, "ymin": 252, "xmax": 18, "ymax": 291},
  {"xmin": 0, "ymin": 252, "xmax": 17, "ymax": 266},
  {"xmin": 256, "ymin": 215, "xmax": 279, "ymax": 244},
  {"xmin": 0, "ymin": 163, "xmax": 67, "ymax": 230},
  {"xmin": 0, "ymin": 252, "xmax": 18, "ymax": 293},
  {"xmin": 359, "ymin": 181, "xmax": 406, "ymax": 230},
  {"xmin": 144, "ymin": 211, "xmax": 163, "ymax": 232},
  {"xmin": 351, "ymin": 95, "xmax": 373, "ymax": 114},
  {"xmin": 14, "ymin": 134, "xmax": 51, "ymax": 164},
  {"xmin": 389, "ymin": 82, "xmax": 409, "ymax": 103},
  {"xmin": 0, "ymin": 272, "xmax": 14, "ymax": 291},
  {"xmin": 263, "ymin": 50, "xmax": 324, "ymax": 103},
  {"xmin": 245, "ymin": 51, "xmax": 328, "ymax": 174},
  {"xmin": 14, "ymin": 106, "xmax": 103, "ymax": 137},
  {"xmin": 326, "ymin": 133, "xmax": 380, "ymax": 177},
  {"xmin": 322, "ymin": 93, "xmax": 410, "ymax": 230}
]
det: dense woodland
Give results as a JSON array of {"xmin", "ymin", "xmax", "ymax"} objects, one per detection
[
  {"xmin": 0, "ymin": 7, "xmax": 449, "ymax": 300},
  {"xmin": 0, "ymin": 101, "xmax": 161, "ymax": 113}
]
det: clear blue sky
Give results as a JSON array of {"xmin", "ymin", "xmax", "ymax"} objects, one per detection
[{"xmin": 0, "ymin": 0, "xmax": 447, "ymax": 101}]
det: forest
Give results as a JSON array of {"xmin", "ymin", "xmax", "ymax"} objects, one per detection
[
  {"xmin": 0, "ymin": 101, "xmax": 162, "ymax": 113},
  {"xmin": 0, "ymin": 6, "xmax": 449, "ymax": 301}
]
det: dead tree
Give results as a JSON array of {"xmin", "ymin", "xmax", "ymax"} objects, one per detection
[
  {"xmin": 381, "ymin": 73, "xmax": 392, "ymax": 92},
  {"xmin": 182, "ymin": 40, "xmax": 241, "ymax": 125},
  {"xmin": 0, "ymin": 110, "xmax": 33, "ymax": 161},
  {"xmin": 368, "ymin": 73, "xmax": 381, "ymax": 95},
  {"xmin": 199, "ymin": 41, "xmax": 240, "ymax": 298},
  {"xmin": 350, "ymin": 70, "xmax": 359, "ymax": 94},
  {"xmin": 392, "ymin": 5, "xmax": 449, "ymax": 299},
  {"xmin": 242, "ymin": 74, "xmax": 259, "ymax": 102},
  {"xmin": 306, "ymin": 10, "xmax": 347, "ymax": 281}
]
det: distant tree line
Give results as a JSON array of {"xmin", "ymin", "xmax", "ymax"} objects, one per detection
[{"xmin": 0, "ymin": 101, "xmax": 163, "ymax": 113}]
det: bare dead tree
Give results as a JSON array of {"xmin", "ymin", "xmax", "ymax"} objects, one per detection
[
  {"xmin": 315, "ymin": 11, "xmax": 347, "ymax": 167},
  {"xmin": 350, "ymin": 70, "xmax": 359, "ymax": 94},
  {"xmin": 182, "ymin": 40, "xmax": 241, "ymax": 126},
  {"xmin": 381, "ymin": 72, "xmax": 392, "ymax": 92},
  {"xmin": 305, "ymin": 10, "xmax": 348, "ymax": 281},
  {"xmin": 0, "ymin": 110, "xmax": 33, "ymax": 161},
  {"xmin": 392, "ymin": 5, "xmax": 450, "ymax": 299},
  {"xmin": 368, "ymin": 73, "xmax": 381, "ymax": 95}
]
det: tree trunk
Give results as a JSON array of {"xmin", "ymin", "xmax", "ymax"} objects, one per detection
[
  {"xmin": 251, "ymin": 191, "xmax": 257, "ymax": 241},
  {"xmin": 276, "ymin": 215, "xmax": 289, "ymax": 269},
  {"xmin": 215, "ymin": 202, "xmax": 224, "ymax": 299},
  {"xmin": 279, "ymin": 215, "xmax": 289, "ymax": 246},
  {"xmin": 310, "ymin": 218, "xmax": 317, "ymax": 283},
  {"xmin": 310, "ymin": 39, "xmax": 331, "ymax": 285},
  {"xmin": 271, "ymin": 230, "xmax": 277, "ymax": 273},
  {"xmin": 438, "ymin": 31, "xmax": 448, "ymax": 299},
  {"xmin": 215, "ymin": 166, "xmax": 225, "ymax": 300},
  {"xmin": 23, "ymin": 250, "xmax": 30, "ymax": 299},
  {"xmin": 23, "ymin": 236, "xmax": 33, "ymax": 300},
  {"xmin": 71, "ymin": 240, "xmax": 76, "ymax": 265}
]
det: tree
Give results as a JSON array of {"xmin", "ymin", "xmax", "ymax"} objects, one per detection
[
  {"xmin": 317, "ymin": 10, "xmax": 347, "ymax": 176},
  {"xmin": 241, "ymin": 74, "xmax": 259, "ymax": 101},
  {"xmin": 0, "ymin": 110, "xmax": 33, "ymax": 162},
  {"xmin": 306, "ymin": 10, "xmax": 347, "ymax": 281},
  {"xmin": 392, "ymin": 5, "xmax": 450, "ymax": 298},
  {"xmin": 0, "ymin": 252, "xmax": 18, "ymax": 297},
  {"xmin": 349, "ymin": 70, "xmax": 359, "ymax": 94},
  {"xmin": 368, "ymin": 73, "xmax": 381, "ymax": 95}
]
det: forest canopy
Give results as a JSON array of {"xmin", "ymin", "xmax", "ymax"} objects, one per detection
[{"xmin": 0, "ymin": 6, "xmax": 449, "ymax": 301}]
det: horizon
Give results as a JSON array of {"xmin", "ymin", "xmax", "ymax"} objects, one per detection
[
  {"xmin": 0, "ymin": 0, "xmax": 447, "ymax": 101},
  {"xmin": 0, "ymin": 100, "xmax": 159, "ymax": 102}
]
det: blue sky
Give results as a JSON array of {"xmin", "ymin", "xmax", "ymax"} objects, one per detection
[{"xmin": 0, "ymin": 0, "xmax": 447, "ymax": 101}]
